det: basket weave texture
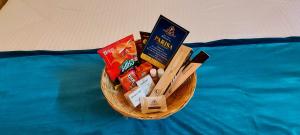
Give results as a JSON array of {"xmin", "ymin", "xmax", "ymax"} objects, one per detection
[
  {"xmin": 100, "ymin": 69, "xmax": 197, "ymax": 120},
  {"xmin": 0, "ymin": 0, "xmax": 8, "ymax": 9}
]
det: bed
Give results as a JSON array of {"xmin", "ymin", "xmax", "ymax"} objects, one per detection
[
  {"xmin": 1, "ymin": 0, "xmax": 300, "ymax": 134},
  {"xmin": 0, "ymin": 0, "xmax": 299, "ymax": 50}
]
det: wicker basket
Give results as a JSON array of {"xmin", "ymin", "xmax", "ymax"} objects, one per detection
[
  {"xmin": 100, "ymin": 68, "xmax": 197, "ymax": 120},
  {"xmin": 0, "ymin": 0, "xmax": 8, "ymax": 9}
]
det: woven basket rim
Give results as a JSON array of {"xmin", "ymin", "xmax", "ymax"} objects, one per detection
[{"xmin": 100, "ymin": 68, "xmax": 197, "ymax": 120}]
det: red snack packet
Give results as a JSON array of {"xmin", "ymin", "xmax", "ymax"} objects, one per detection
[
  {"xmin": 135, "ymin": 39, "xmax": 147, "ymax": 64},
  {"xmin": 135, "ymin": 39, "xmax": 143, "ymax": 59},
  {"xmin": 98, "ymin": 35, "xmax": 138, "ymax": 81},
  {"xmin": 135, "ymin": 62, "xmax": 153, "ymax": 79},
  {"xmin": 140, "ymin": 31, "xmax": 150, "ymax": 46},
  {"xmin": 118, "ymin": 69, "xmax": 138, "ymax": 92}
]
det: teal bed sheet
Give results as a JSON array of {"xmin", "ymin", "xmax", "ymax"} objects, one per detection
[{"xmin": 0, "ymin": 37, "xmax": 300, "ymax": 134}]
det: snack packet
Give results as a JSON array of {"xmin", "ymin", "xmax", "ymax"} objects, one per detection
[
  {"xmin": 118, "ymin": 69, "xmax": 138, "ymax": 92},
  {"xmin": 98, "ymin": 35, "xmax": 138, "ymax": 81},
  {"xmin": 135, "ymin": 62, "xmax": 153, "ymax": 79},
  {"xmin": 140, "ymin": 31, "xmax": 151, "ymax": 46},
  {"xmin": 135, "ymin": 39, "xmax": 143, "ymax": 60},
  {"xmin": 134, "ymin": 32, "xmax": 150, "ymax": 63}
]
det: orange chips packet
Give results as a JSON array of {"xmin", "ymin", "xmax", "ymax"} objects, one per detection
[
  {"xmin": 118, "ymin": 69, "xmax": 138, "ymax": 92},
  {"xmin": 98, "ymin": 35, "xmax": 138, "ymax": 81},
  {"xmin": 135, "ymin": 62, "xmax": 153, "ymax": 79}
]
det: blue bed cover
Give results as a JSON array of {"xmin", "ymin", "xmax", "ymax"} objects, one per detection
[{"xmin": 1, "ymin": 37, "xmax": 300, "ymax": 134}]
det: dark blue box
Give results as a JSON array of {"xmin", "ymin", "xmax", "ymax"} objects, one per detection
[{"xmin": 141, "ymin": 15, "xmax": 189, "ymax": 68}]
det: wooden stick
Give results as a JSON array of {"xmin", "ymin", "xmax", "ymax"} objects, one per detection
[
  {"xmin": 150, "ymin": 45, "xmax": 192, "ymax": 96},
  {"xmin": 165, "ymin": 51, "xmax": 209, "ymax": 98}
]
